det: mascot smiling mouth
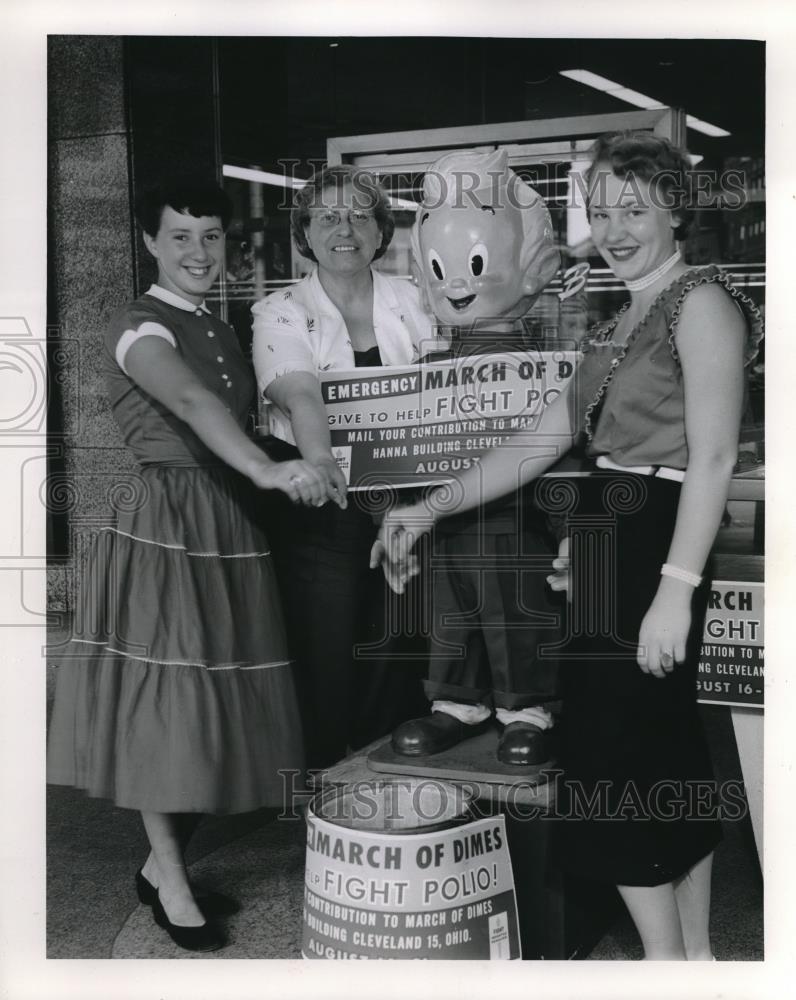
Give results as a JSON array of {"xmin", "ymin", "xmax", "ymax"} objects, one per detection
[{"xmin": 447, "ymin": 294, "xmax": 477, "ymax": 311}]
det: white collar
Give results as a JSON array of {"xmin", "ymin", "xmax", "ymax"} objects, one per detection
[
  {"xmin": 308, "ymin": 267, "xmax": 400, "ymax": 318},
  {"xmin": 145, "ymin": 284, "xmax": 210, "ymax": 313}
]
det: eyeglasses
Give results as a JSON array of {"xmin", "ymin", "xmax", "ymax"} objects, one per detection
[{"xmin": 309, "ymin": 209, "xmax": 376, "ymax": 228}]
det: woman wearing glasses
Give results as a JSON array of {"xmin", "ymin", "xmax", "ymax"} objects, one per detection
[{"xmin": 252, "ymin": 166, "xmax": 439, "ymax": 770}]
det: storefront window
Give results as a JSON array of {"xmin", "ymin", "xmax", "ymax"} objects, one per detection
[{"xmin": 219, "ymin": 116, "xmax": 764, "ymax": 490}]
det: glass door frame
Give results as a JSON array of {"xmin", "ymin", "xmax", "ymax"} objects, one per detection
[{"xmin": 326, "ymin": 107, "xmax": 686, "ymax": 165}]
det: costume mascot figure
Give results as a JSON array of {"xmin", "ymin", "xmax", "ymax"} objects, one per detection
[{"xmin": 385, "ymin": 147, "xmax": 564, "ymax": 767}]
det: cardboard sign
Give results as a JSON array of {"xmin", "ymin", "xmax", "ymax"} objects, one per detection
[
  {"xmin": 697, "ymin": 580, "xmax": 764, "ymax": 708},
  {"xmin": 302, "ymin": 811, "xmax": 521, "ymax": 960},
  {"xmin": 316, "ymin": 350, "xmax": 578, "ymax": 490}
]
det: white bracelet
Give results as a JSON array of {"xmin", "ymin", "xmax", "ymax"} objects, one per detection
[{"xmin": 661, "ymin": 563, "xmax": 702, "ymax": 587}]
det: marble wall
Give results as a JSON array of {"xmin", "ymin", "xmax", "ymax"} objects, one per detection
[
  {"xmin": 48, "ymin": 36, "xmax": 135, "ymax": 610},
  {"xmin": 48, "ymin": 35, "xmax": 219, "ymax": 610}
]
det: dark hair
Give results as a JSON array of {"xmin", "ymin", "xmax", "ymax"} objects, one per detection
[
  {"xmin": 291, "ymin": 165, "xmax": 395, "ymax": 262},
  {"xmin": 135, "ymin": 178, "xmax": 233, "ymax": 237},
  {"xmin": 585, "ymin": 131, "xmax": 695, "ymax": 241}
]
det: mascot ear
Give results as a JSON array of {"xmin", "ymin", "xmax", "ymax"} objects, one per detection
[
  {"xmin": 409, "ymin": 212, "xmax": 435, "ymax": 315},
  {"xmin": 522, "ymin": 246, "xmax": 561, "ymax": 299},
  {"xmin": 410, "ymin": 255, "xmax": 433, "ymax": 315},
  {"xmin": 516, "ymin": 189, "xmax": 560, "ymax": 302}
]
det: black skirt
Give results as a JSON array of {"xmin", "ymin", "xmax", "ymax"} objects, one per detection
[{"xmin": 551, "ymin": 471, "xmax": 722, "ymax": 886}]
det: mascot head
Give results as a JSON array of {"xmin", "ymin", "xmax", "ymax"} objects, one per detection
[{"xmin": 411, "ymin": 148, "xmax": 559, "ymax": 329}]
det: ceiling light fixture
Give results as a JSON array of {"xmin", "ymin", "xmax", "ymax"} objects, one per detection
[
  {"xmin": 559, "ymin": 69, "xmax": 730, "ymax": 137},
  {"xmin": 684, "ymin": 115, "xmax": 731, "ymax": 138},
  {"xmin": 223, "ymin": 165, "xmax": 307, "ymax": 188}
]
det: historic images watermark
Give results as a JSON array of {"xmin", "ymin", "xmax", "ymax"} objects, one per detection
[
  {"xmin": 277, "ymin": 772, "xmax": 749, "ymax": 825},
  {"xmin": 273, "ymin": 159, "xmax": 751, "ymax": 213}
]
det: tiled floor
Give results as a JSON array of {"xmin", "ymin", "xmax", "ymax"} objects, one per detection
[{"xmin": 47, "ymin": 705, "xmax": 762, "ymax": 961}]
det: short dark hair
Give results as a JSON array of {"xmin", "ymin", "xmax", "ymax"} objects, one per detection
[
  {"xmin": 585, "ymin": 131, "xmax": 695, "ymax": 241},
  {"xmin": 135, "ymin": 178, "xmax": 233, "ymax": 237},
  {"xmin": 291, "ymin": 165, "xmax": 395, "ymax": 262}
]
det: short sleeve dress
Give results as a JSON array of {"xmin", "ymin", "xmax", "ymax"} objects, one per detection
[
  {"xmin": 553, "ymin": 266, "xmax": 763, "ymax": 886},
  {"xmin": 46, "ymin": 287, "xmax": 304, "ymax": 814}
]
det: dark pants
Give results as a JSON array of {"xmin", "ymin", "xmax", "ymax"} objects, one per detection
[
  {"xmin": 265, "ymin": 492, "xmax": 427, "ymax": 771},
  {"xmin": 425, "ymin": 511, "xmax": 562, "ymax": 710}
]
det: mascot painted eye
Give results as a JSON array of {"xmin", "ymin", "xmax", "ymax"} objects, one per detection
[
  {"xmin": 468, "ymin": 242, "xmax": 488, "ymax": 277},
  {"xmin": 428, "ymin": 249, "xmax": 446, "ymax": 282}
]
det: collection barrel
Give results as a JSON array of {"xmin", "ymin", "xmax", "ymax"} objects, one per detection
[{"xmin": 302, "ymin": 778, "xmax": 521, "ymax": 960}]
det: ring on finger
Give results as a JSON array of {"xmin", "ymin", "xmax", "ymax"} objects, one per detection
[
  {"xmin": 660, "ymin": 651, "xmax": 674, "ymax": 667},
  {"xmin": 289, "ymin": 475, "xmax": 306, "ymax": 486}
]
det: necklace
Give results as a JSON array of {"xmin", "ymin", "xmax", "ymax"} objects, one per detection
[{"xmin": 623, "ymin": 250, "xmax": 682, "ymax": 292}]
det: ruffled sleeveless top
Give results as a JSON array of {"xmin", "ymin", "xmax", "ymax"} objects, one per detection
[{"xmin": 572, "ymin": 265, "xmax": 764, "ymax": 469}]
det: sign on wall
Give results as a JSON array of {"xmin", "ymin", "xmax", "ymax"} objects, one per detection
[{"xmin": 697, "ymin": 580, "xmax": 764, "ymax": 708}]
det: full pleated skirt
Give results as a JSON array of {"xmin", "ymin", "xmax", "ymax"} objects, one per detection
[{"xmin": 47, "ymin": 465, "xmax": 304, "ymax": 814}]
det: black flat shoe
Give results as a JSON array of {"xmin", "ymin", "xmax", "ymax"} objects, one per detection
[
  {"xmin": 391, "ymin": 713, "xmax": 492, "ymax": 756},
  {"xmin": 496, "ymin": 722, "xmax": 553, "ymax": 766},
  {"xmin": 136, "ymin": 869, "xmax": 240, "ymax": 916},
  {"xmin": 151, "ymin": 894, "xmax": 226, "ymax": 952}
]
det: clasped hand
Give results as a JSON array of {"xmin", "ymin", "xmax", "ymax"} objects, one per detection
[
  {"xmin": 546, "ymin": 536, "xmax": 571, "ymax": 600},
  {"xmin": 251, "ymin": 456, "xmax": 348, "ymax": 509},
  {"xmin": 369, "ymin": 505, "xmax": 433, "ymax": 593}
]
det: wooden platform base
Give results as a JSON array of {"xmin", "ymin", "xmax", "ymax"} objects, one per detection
[{"xmin": 367, "ymin": 729, "xmax": 556, "ymax": 807}]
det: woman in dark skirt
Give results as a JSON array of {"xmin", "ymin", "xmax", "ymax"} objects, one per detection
[
  {"xmin": 47, "ymin": 178, "xmax": 341, "ymax": 951},
  {"xmin": 374, "ymin": 132, "xmax": 762, "ymax": 959}
]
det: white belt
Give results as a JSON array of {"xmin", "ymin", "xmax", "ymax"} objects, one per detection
[{"xmin": 596, "ymin": 454, "xmax": 686, "ymax": 482}]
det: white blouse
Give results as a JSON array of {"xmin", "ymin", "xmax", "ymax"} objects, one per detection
[{"xmin": 251, "ymin": 268, "xmax": 439, "ymax": 444}]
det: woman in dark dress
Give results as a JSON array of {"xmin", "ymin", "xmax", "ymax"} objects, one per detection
[
  {"xmin": 374, "ymin": 133, "xmax": 762, "ymax": 959},
  {"xmin": 47, "ymin": 179, "xmax": 340, "ymax": 951}
]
